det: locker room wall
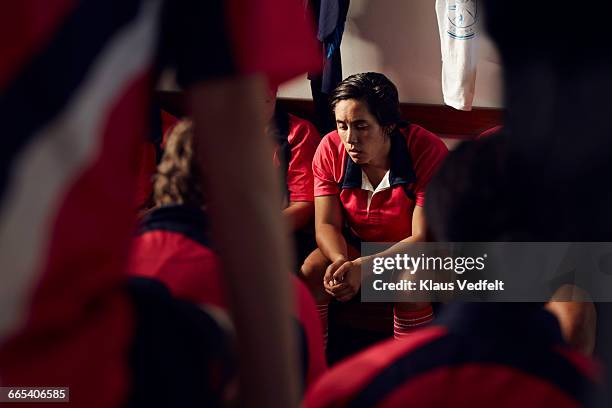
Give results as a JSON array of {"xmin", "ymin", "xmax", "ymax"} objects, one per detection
[{"xmin": 278, "ymin": 0, "xmax": 504, "ymax": 108}]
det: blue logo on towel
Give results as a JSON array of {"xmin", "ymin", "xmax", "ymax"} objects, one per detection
[{"xmin": 447, "ymin": 0, "xmax": 477, "ymax": 40}]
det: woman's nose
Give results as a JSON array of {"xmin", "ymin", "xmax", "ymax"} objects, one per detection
[{"xmin": 346, "ymin": 128, "xmax": 359, "ymax": 145}]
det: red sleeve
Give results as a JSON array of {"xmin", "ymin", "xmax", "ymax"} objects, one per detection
[
  {"xmin": 304, "ymin": 327, "xmax": 448, "ymax": 408},
  {"xmin": 409, "ymin": 126, "xmax": 449, "ymax": 207},
  {"xmin": 287, "ymin": 116, "xmax": 320, "ymax": 202},
  {"xmin": 226, "ymin": 0, "xmax": 320, "ymax": 87},
  {"xmin": 312, "ymin": 135, "xmax": 341, "ymax": 197},
  {"xmin": 167, "ymin": 0, "xmax": 320, "ymax": 88}
]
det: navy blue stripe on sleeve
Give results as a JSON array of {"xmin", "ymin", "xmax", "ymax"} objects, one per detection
[
  {"xmin": 347, "ymin": 334, "xmax": 596, "ymax": 408},
  {"xmin": 0, "ymin": 0, "xmax": 144, "ymax": 200}
]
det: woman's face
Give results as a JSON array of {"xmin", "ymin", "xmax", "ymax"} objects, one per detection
[{"xmin": 334, "ymin": 99, "xmax": 388, "ymax": 165}]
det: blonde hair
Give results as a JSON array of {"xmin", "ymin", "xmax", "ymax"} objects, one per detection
[{"xmin": 153, "ymin": 120, "xmax": 203, "ymax": 207}]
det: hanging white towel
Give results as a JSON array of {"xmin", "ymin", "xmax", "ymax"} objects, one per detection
[{"xmin": 435, "ymin": 0, "xmax": 479, "ymax": 111}]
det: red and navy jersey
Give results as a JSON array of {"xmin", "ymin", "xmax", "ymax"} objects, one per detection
[
  {"xmin": 128, "ymin": 205, "xmax": 223, "ymax": 306},
  {"xmin": 0, "ymin": 1, "xmax": 318, "ymax": 406},
  {"xmin": 273, "ymin": 113, "xmax": 321, "ymax": 203},
  {"xmin": 304, "ymin": 303, "xmax": 602, "ymax": 408},
  {"xmin": 313, "ymin": 124, "xmax": 448, "ymax": 242},
  {"xmin": 128, "ymin": 205, "xmax": 327, "ymax": 387}
]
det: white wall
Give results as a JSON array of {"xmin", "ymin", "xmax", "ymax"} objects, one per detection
[{"xmin": 279, "ymin": 0, "xmax": 504, "ymax": 108}]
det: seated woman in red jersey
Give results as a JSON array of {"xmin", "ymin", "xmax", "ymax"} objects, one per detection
[
  {"xmin": 304, "ymin": 132, "xmax": 603, "ymax": 408},
  {"xmin": 128, "ymin": 120, "xmax": 327, "ymax": 388},
  {"xmin": 159, "ymin": 94, "xmax": 321, "ymax": 269},
  {"xmin": 299, "ymin": 73, "xmax": 448, "ymax": 343},
  {"xmin": 263, "ymin": 87, "xmax": 321, "ymax": 267}
]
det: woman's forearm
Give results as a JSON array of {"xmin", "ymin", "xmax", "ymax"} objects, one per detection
[
  {"xmin": 283, "ymin": 201, "xmax": 314, "ymax": 231},
  {"xmin": 360, "ymin": 233, "xmax": 425, "ymax": 264},
  {"xmin": 316, "ymin": 223, "xmax": 348, "ymax": 262}
]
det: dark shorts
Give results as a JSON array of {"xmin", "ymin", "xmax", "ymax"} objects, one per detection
[
  {"xmin": 294, "ymin": 227, "xmax": 317, "ymax": 272},
  {"xmin": 342, "ymin": 226, "xmax": 363, "ymax": 253}
]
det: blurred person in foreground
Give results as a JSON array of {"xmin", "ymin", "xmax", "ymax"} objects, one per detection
[
  {"xmin": 0, "ymin": 1, "xmax": 319, "ymax": 406},
  {"xmin": 128, "ymin": 120, "xmax": 327, "ymax": 390},
  {"xmin": 263, "ymin": 86, "xmax": 321, "ymax": 268},
  {"xmin": 482, "ymin": 3, "xmax": 612, "ymax": 402}
]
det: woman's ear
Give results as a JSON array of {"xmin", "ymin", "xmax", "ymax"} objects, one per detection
[{"xmin": 383, "ymin": 124, "xmax": 396, "ymax": 137}]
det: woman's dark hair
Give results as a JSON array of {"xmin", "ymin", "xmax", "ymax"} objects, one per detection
[{"xmin": 329, "ymin": 72, "xmax": 402, "ymax": 128}]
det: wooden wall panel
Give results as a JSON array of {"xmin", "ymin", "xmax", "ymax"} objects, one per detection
[{"xmin": 156, "ymin": 90, "xmax": 504, "ymax": 139}]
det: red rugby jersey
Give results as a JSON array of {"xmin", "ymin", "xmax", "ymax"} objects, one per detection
[
  {"xmin": 313, "ymin": 124, "xmax": 448, "ymax": 242},
  {"xmin": 273, "ymin": 114, "xmax": 321, "ymax": 203},
  {"xmin": 128, "ymin": 205, "xmax": 327, "ymax": 387}
]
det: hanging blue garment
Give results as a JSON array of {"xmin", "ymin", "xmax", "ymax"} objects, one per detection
[
  {"xmin": 311, "ymin": 0, "xmax": 350, "ymax": 93},
  {"xmin": 307, "ymin": 0, "xmax": 350, "ymax": 133}
]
